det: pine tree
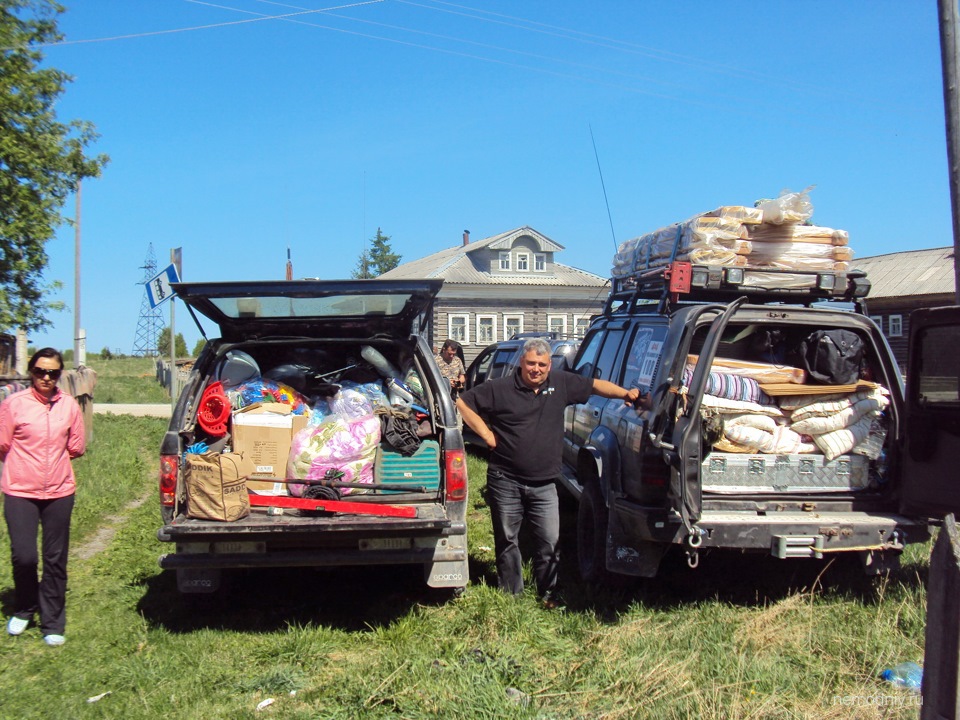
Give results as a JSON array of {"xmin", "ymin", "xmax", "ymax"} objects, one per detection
[{"xmin": 352, "ymin": 228, "xmax": 401, "ymax": 278}]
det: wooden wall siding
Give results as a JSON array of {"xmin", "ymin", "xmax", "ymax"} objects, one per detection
[
  {"xmin": 862, "ymin": 295, "xmax": 954, "ymax": 373},
  {"xmin": 430, "ymin": 297, "xmax": 602, "ymax": 364}
]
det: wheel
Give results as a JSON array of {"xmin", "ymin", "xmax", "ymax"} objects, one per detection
[{"xmin": 577, "ymin": 482, "xmax": 609, "ymax": 584}]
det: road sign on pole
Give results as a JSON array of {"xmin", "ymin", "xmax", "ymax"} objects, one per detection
[{"xmin": 145, "ymin": 263, "xmax": 180, "ymax": 309}]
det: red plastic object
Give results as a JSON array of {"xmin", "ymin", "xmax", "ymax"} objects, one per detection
[
  {"xmin": 198, "ymin": 381, "xmax": 231, "ymax": 437},
  {"xmin": 248, "ymin": 494, "xmax": 417, "ymax": 518}
]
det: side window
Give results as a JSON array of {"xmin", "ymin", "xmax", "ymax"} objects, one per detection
[
  {"xmin": 573, "ymin": 330, "xmax": 604, "ymax": 378},
  {"xmin": 489, "ymin": 348, "xmax": 517, "ymax": 379},
  {"xmin": 916, "ymin": 324, "xmax": 960, "ymax": 405},
  {"xmin": 594, "ymin": 329, "xmax": 626, "ymax": 383},
  {"xmin": 624, "ymin": 324, "xmax": 668, "ymax": 392}
]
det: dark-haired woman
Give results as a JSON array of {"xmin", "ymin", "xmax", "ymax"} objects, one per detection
[{"xmin": 0, "ymin": 348, "xmax": 85, "ymax": 646}]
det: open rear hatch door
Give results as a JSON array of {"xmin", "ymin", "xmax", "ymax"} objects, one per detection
[
  {"xmin": 900, "ymin": 305, "xmax": 960, "ymax": 518},
  {"xmin": 172, "ymin": 279, "xmax": 443, "ymax": 342}
]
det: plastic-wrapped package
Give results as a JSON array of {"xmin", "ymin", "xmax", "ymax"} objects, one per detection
[
  {"xmin": 339, "ymin": 380, "xmax": 389, "ymax": 410},
  {"xmin": 748, "ymin": 223, "xmax": 849, "ymax": 246},
  {"xmin": 329, "ymin": 388, "xmax": 374, "ymax": 420},
  {"xmin": 756, "ymin": 187, "xmax": 814, "ymax": 225},
  {"xmin": 227, "ymin": 378, "xmax": 311, "ymax": 414},
  {"xmin": 612, "ymin": 216, "xmax": 752, "ymax": 278},
  {"xmin": 287, "ymin": 412, "xmax": 381, "ymax": 495},
  {"xmin": 703, "ymin": 206, "xmax": 764, "ymax": 224},
  {"xmin": 746, "ymin": 240, "xmax": 853, "ymax": 269}
]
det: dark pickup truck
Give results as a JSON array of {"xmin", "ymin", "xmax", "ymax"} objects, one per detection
[
  {"xmin": 157, "ymin": 280, "xmax": 469, "ymax": 595},
  {"xmin": 560, "ymin": 263, "xmax": 960, "ymax": 584}
]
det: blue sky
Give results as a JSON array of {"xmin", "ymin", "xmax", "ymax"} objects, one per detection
[{"xmin": 30, "ymin": 1, "xmax": 949, "ymax": 355}]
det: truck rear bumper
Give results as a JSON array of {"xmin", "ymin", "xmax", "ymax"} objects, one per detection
[{"xmin": 615, "ymin": 502, "xmax": 931, "ymax": 553}]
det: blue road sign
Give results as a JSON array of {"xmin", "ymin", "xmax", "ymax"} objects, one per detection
[{"xmin": 145, "ymin": 263, "xmax": 180, "ymax": 309}]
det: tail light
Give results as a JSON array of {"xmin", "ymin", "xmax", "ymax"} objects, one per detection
[
  {"xmin": 159, "ymin": 454, "xmax": 179, "ymax": 506},
  {"xmin": 444, "ymin": 449, "xmax": 467, "ymax": 502}
]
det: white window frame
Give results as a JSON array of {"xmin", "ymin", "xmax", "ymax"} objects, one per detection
[
  {"xmin": 870, "ymin": 316, "xmax": 883, "ymax": 333},
  {"xmin": 498, "ymin": 251, "xmax": 511, "ymax": 271},
  {"xmin": 889, "ymin": 314, "xmax": 903, "ymax": 337},
  {"xmin": 516, "ymin": 252, "xmax": 529, "ymax": 271},
  {"xmin": 574, "ymin": 314, "xmax": 591, "ymax": 340},
  {"xmin": 448, "ymin": 313, "xmax": 470, "ymax": 344},
  {"xmin": 534, "ymin": 253, "xmax": 546, "ymax": 272},
  {"xmin": 548, "ymin": 314, "xmax": 567, "ymax": 337},
  {"xmin": 503, "ymin": 314, "xmax": 524, "ymax": 341},
  {"xmin": 476, "ymin": 314, "xmax": 497, "ymax": 345}
]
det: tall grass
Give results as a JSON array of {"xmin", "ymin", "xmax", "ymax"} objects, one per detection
[{"xmin": 0, "ymin": 421, "xmax": 930, "ymax": 719}]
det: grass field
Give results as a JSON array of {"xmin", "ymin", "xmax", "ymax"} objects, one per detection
[
  {"xmin": 0, "ymin": 367, "xmax": 932, "ymax": 718},
  {"xmin": 85, "ymin": 356, "xmax": 170, "ymax": 404}
]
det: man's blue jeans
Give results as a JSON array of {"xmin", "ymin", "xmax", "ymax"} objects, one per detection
[{"xmin": 486, "ymin": 468, "xmax": 560, "ymax": 597}]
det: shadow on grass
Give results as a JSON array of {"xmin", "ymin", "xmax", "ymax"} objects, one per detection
[
  {"xmin": 555, "ymin": 506, "xmax": 931, "ymax": 620},
  {"xmin": 136, "ymin": 562, "xmax": 468, "ymax": 634}
]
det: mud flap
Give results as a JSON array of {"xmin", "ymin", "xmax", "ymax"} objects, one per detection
[
  {"xmin": 606, "ymin": 506, "xmax": 668, "ymax": 578},
  {"xmin": 425, "ymin": 534, "xmax": 468, "ymax": 588},
  {"xmin": 177, "ymin": 567, "xmax": 222, "ymax": 594}
]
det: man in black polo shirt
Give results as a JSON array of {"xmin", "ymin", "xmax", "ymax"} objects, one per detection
[{"xmin": 457, "ymin": 337, "xmax": 641, "ymax": 605}]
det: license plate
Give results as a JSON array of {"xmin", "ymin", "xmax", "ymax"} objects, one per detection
[
  {"xmin": 359, "ymin": 538, "xmax": 412, "ymax": 551},
  {"xmin": 213, "ymin": 541, "xmax": 265, "ymax": 555}
]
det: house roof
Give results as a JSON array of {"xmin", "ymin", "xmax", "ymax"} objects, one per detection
[
  {"xmin": 853, "ymin": 247, "xmax": 956, "ymax": 300},
  {"xmin": 379, "ymin": 226, "xmax": 608, "ymax": 287}
]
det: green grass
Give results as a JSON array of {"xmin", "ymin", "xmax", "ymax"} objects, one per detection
[
  {"xmin": 84, "ymin": 356, "xmax": 171, "ymax": 404},
  {"xmin": 0, "ymin": 420, "xmax": 932, "ymax": 719}
]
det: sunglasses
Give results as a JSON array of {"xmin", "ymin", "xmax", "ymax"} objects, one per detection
[{"xmin": 31, "ymin": 367, "xmax": 62, "ymax": 380}]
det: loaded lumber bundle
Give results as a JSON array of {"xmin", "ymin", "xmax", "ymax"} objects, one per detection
[{"xmin": 612, "ymin": 188, "xmax": 854, "ymax": 278}]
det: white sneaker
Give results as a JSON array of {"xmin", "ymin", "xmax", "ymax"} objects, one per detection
[
  {"xmin": 6, "ymin": 617, "xmax": 29, "ymax": 636},
  {"xmin": 42, "ymin": 634, "xmax": 65, "ymax": 647}
]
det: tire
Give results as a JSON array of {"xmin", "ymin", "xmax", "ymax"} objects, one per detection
[{"xmin": 577, "ymin": 482, "xmax": 609, "ymax": 584}]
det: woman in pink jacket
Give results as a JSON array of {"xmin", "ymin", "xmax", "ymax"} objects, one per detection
[{"xmin": 0, "ymin": 348, "xmax": 85, "ymax": 647}]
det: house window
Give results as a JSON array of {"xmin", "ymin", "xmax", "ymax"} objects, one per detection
[
  {"xmin": 889, "ymin": 314, "xmax": 903, "ymax": 337},
  {"xmin": 574, "ymin": 315, "xmax": 590, "ymax": 339},
  {"xmin": 516, "ymin": 253, "xmax": 529, "ymax": 271},
  {"xmin": 476, "ymin": 315, "xmax": 496, "ymax": 345},
  {"xmin": 448, "ymin": 314, "xmax": 469, "ymax": 344},
  {"xmin": 504, "ymin": 315, "xmax": 523, "ymax": 341},
  {"xmin": 534, "ymin": 253, "xmax": 546, "ymax": 272},
  {"xmin": 499, "ymin": 252, "xmax": 511, "ymax": 271},
  {"xmin": 870, "ymin": 316, "xmax": 883, "ymax": 333},
  {"xmin": 548, "ymin": 314, "xmax": 567, "ymax": 337}
]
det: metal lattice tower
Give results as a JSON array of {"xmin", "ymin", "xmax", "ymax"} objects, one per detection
[{"xmin": 131, "ymin": 244, "xmax": 165, "ymax": 356}]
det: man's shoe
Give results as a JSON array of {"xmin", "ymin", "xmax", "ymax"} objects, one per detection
[
  {"xmin": 42, "ymin": 634, "xmax": 65, "ymax": 647},
  {"xmin": 6, "ymin": 616, "xmax": 29, "ymax": 636},
  {"xmin": 541, "ymin": 593, "xmax": 564, "ymax": 610}
]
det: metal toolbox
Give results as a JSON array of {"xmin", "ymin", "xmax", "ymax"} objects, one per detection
[
  {"xmin": 701, "ymin": 452, "xmax": 870, "ymax": 494},
  {"xmin": 374, "ymin": 440, "xmax": 441, "ymax": 494}
]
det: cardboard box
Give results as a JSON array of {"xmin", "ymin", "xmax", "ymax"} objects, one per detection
[{"xmin": 231, "ymin": 403, "xmax": 308, "ymax": 495}]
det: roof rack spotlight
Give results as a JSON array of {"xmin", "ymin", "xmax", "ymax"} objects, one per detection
[
  {"xmin": 816, "ymin": 273, "xmax": 836, "ymax": 291},
  {"xmin": 690, "ymin": 268, "xmax": 710, "ymax": 288},
  {"xmin": 850, "ymin": 275, "xmax": 871, "ymax": 298},
  {"xmin": 724, "ymin": 267, "xmax": 744, "ymax": 286}
]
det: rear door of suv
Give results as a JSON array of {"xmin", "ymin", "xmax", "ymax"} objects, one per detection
[{"xmin": 900, "ymin": 305, "xmax": 960, "ymax": 518}]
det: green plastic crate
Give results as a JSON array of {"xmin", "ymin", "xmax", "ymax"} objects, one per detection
[{"xmin": 374, "ymin": 439, "xmax": 441, "ymax": 494}]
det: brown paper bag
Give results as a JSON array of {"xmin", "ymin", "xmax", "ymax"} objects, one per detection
[{"xmin": 185, "ymin": 451, "xmax": 255, "ymax": 521}]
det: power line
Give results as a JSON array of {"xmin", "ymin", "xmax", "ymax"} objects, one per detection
[{"xmin": 25, "ymin": 0, "xmax": 384, "ymax": 48}]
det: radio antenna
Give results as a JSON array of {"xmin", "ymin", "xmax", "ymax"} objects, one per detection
[{"xmin": 590, "ymin": 124, "xmax": 618, "ymax": 251}]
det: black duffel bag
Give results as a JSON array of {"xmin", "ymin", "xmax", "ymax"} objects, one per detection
[{"xmin": 792, "ymin": 329, "xmax": 864, "ymax": 385}]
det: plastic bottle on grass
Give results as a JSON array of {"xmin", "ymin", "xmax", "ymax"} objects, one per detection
[{"xmin": 880, "ymin": 661, "xmax": 922, "ymax": 691}]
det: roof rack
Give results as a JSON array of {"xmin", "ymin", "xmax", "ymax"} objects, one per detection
[{"xmin": 605, "ymin": 261, "xmax": 871, "ymax": 315}]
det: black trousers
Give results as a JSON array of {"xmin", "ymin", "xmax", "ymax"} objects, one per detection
[{"xmin": 4, "ymin": 493, "xmax": 75, "ymax": 635}]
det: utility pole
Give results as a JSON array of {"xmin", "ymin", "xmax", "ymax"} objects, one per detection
[
  {"xmin": 939, "ymin": 0, "xmax": 960, "ymax": 303},
  {"xmin": 73, "ymin": 179, "xmax": 83, "ymax": 367}
]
